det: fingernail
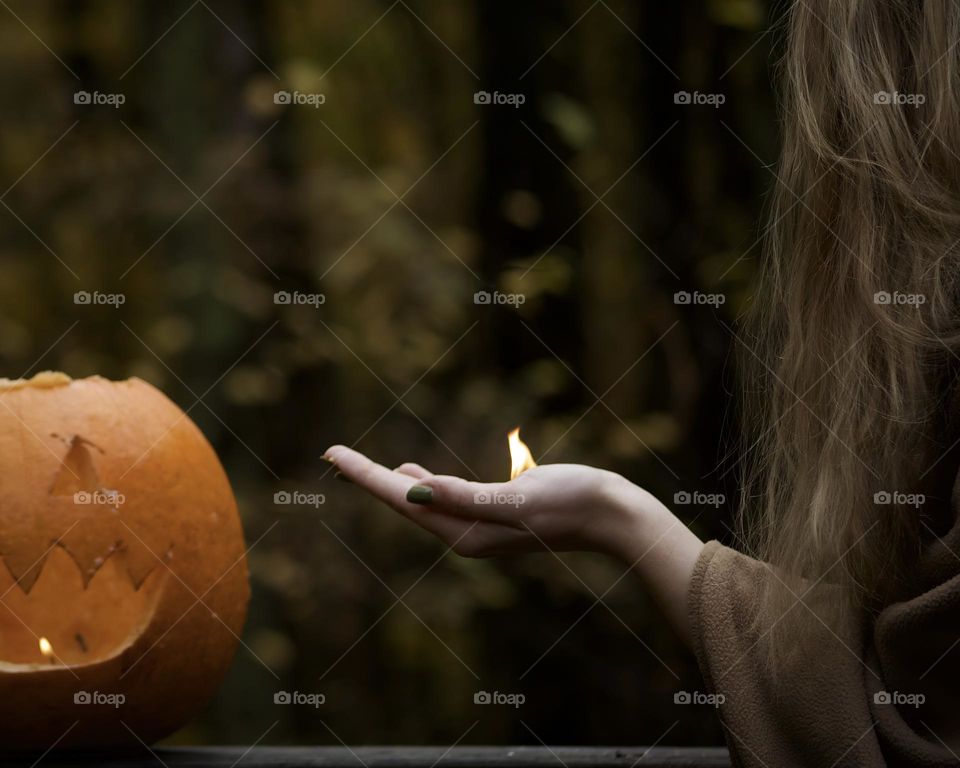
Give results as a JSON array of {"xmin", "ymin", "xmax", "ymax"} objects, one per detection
[
  {"xmin": 334, "ymin": 470, "xmax": 352, "ymax": 483},
  {"xmin": 406, "ymin": 485, "xmax": 433, "ymax": 504},
  {"xmin": 322, "ymin": 455, "xmax": 335, "ymax": 464}
]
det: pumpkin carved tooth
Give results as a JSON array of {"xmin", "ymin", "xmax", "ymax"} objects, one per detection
[{"xmin": 0, "ymin": 372, "xmax": 248, "ymax": 747}]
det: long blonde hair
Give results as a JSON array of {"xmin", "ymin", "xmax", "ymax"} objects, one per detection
[{"xmin": 739, "ymin": 0, "xmax": 960, "ymax": 665}]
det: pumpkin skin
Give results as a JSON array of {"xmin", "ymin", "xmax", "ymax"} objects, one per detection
[{"xmin": 0, "ymin": 372, "xmax": 249, "ymax": 747}]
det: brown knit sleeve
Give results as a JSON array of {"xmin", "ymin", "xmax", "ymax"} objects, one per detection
[
  {"xmin": 688, "ymin": 543, "xmax": 866, "ymax": 766},
  {"xmin": 688, "ymin": 536, "xmax": 960, "ymax": 767}
]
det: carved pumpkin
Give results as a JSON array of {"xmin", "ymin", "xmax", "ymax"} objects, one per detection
[{"xmin": 0, "ymin": 372, "xmax": 249, "ymax": 747}]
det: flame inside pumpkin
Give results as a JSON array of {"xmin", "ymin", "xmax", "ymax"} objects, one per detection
[{"xmin": 38, "ymin": 637, "xmax": 53, "ymax": 663}]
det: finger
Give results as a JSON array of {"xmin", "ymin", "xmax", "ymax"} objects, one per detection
[
  {"xmin": 323, "ymin": 447, "xmax": 527, "ymax": 554},
  {"xmin": 406, "ymin": 474, "xmax": 527, "ymax": 525},
  {"xmin": 324, "ymin": 445, "xmax": 415, "ymax": 508},
  {"xmin": 325, "ymin": 447, "xmax": 479, "ymax": 541},
  {"xmin": 394, "ymin": 462, "xmax": 432, "ymax": 480}
]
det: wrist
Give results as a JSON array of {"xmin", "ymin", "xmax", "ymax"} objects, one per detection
[
  {"xmin": 593, "ymin": 474, "xmax": 704, "ymax": 646},
  {"xmin": 591, "ymin": 472, "xmax": 671, "ymax": 562}
]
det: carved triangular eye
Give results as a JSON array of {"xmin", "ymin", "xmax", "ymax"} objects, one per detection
[{"xmin": 50, "ymin": 436, "xmax": 100, "ymax": 497}]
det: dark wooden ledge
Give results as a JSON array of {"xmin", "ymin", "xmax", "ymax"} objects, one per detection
[{"xmin": 1, "ymin": 746, "xmax": 731, "ymax": 768}]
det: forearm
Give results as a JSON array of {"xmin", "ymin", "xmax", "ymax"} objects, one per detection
[{"xmin": 595, "ymin": 476, "xmax": 705, "ymax": 648}]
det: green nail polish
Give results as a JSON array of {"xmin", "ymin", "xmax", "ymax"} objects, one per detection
[{"xmin": 406, "ymin": 485, "xmax": 433, "ymax": 504}]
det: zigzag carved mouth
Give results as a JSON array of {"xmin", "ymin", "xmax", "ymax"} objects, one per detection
[{"xmin": 0, "ymin": 544, "xmax": 167, "ymax": 668}]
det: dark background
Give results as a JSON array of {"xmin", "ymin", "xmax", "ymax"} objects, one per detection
[{"xmin": 0, "ymin": 0, "xmax": 777, "ymax": 749}]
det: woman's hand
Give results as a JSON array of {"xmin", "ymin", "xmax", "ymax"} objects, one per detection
[
  {"xmin": 323, "ymin": 445, "xmax": 704, "ymax": 645},
  {"xmin": 324, "ymin": 445, "xmax": 639, "ymax": 556}
]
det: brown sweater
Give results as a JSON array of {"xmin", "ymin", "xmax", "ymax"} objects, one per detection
[{"xmin": 688, "ymin": 473, "xmax": 960, "ymax": 767}]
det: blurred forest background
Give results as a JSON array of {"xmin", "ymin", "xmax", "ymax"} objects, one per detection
[{"xmin": 0, "ymin": 0, "xmax": 778, "ymax": 750}]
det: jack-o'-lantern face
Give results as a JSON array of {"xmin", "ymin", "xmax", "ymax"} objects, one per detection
[{"xmin": 0, "ymin": 372, "xmax": 249, "ymax": 747}]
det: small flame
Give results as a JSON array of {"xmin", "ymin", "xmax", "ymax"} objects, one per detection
[
  {"xmin": 508, "ymin": 427, "xmax": 537, "ymax": 480},
  {"xmin": 39, "ymin": 637, "xmax": 54, "ymax": 662}
]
